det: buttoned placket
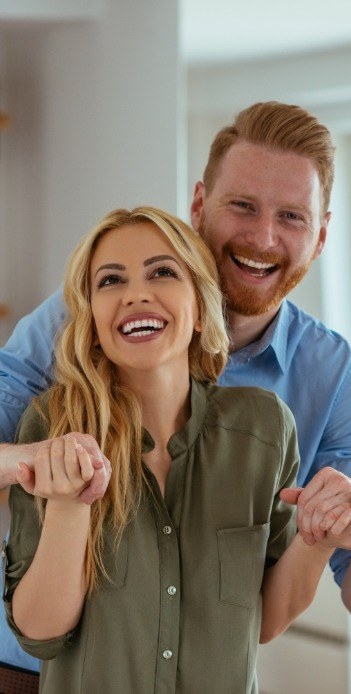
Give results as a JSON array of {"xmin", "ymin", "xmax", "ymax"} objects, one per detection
[{"xmin": 146, "ymin": 475, "xmax": 181, "ymax": 694}]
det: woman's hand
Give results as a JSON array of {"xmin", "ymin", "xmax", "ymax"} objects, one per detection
[
  {"xmin": 15, "ymin": 433, "xmax": 111, "ymax": 504},
  {"xmin": 280, "ymin": 467, "xmax": 351, "ymax": 548},
  {"xmin": 16, "ymin": 434, "xmax": 94, "ymax": 502}
]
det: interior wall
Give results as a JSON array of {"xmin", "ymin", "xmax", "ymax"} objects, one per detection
[{"xmin": 0, "ymin": 0, "xmax": 180, "ymax": 339}]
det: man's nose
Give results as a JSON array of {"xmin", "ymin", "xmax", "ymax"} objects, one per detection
[
  {"xmin": 242, "ymin": 213, "xmax": 279, "ymax": 250},
  {"xmin": 121, "ymin": 280, "xmax": 154, "ymax": 306}
]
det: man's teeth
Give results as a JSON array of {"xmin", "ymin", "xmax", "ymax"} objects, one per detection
[
  {"xmin": 121, "ymin": 319, "xmax": 165, "ymax": 335},
  {"xmin": 235, "ymin": 255, "xmax": 275, "ymax": 270}
]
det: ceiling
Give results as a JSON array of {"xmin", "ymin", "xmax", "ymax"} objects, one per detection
[{"xmin": 181, "ymin": 0, "xmax": 351, "ymax": 64}]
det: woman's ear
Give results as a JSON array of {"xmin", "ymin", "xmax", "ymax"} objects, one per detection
[{"xmin": 194, "ymin": 318, "xmax": 202, "ymax": 333}]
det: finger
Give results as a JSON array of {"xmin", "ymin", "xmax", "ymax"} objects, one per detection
[
  {"xmin": 298, "ymin": 529, "xmax": 317, "ymax": 546},
  {"xmin": 33, "ymin": 441, "xmax": 54, "ymax": 495},
  {"xmin": 80, "ymin": 456, "xmax": 111, "ymax": 505},
  {"xmin": 280, "ymin": 487, "xmax": 303, "ymax": 505},
  {"xmin": 319, "ymin": 503, "xmax": 350, "ymax": 531},
  {"xmin": 76, "ymin": 444, "xmax": 94, "ymax": 483},
  {"xmin": 16, "ymin": 462, "xmax": 35, "ymax": 495},
  {"xmin": 328, "ymin": 508, "xmax": 351, "ymax": 537},
  {"xmin": 300, "ymin": 492, "xmax": 350, "ymax": 538},
  {"xmin": 50, "ymin": 437, "xmax": 68, "ymax": 485},
  {"xmin": 63, "ymin": 436, "xmax": 82, "ymax": 484}
]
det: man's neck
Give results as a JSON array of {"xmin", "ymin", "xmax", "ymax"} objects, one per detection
[{"xmin": 227, "ymin": 305, "xmax": 281, "ymax": 353}]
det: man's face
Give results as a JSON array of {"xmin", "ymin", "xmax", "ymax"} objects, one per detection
[{"xmin": 191, "ymin": 141, "xmax": 329, "ymax": 317}]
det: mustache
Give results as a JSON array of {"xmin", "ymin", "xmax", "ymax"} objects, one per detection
[{"xmin": 225, "ymin": 243, "xmax": 288, "ymax": 268}]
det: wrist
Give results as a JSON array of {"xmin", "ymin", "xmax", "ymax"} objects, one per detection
[{"xmin": 0, "ymin": 443, "xmax": 20, "ymax": 487}]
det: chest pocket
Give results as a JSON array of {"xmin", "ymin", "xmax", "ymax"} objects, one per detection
[{"xmin": 217, "ymin": 523, "xmax": 270, "ymax": 608}]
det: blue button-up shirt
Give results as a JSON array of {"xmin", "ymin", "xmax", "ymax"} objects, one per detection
[{"xmin": 1, "ymin": 290, "xmax": 351, "ymax": 670}]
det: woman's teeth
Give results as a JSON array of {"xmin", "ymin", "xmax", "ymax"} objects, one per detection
[{"xmin": 121, "ymin": 319, "xmax": 165, "ymax": 336}]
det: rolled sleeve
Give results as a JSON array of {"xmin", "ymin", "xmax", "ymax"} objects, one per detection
[{"xmin": 0, "ymin": 288, "xmax": 65, "ymax": 441}]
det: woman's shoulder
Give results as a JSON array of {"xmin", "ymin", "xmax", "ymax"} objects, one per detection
[
  {"xmin": 15, "ymin": 391, "xmax": 51, "ymax": 443},
  {"xmin": 202, "ymin": 381, "xmax": 296, "ymax": 440}
]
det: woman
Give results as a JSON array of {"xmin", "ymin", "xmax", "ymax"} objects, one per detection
[{"xmin": 3, "ymin": 207, "xmax": 335, "ymax": 693}]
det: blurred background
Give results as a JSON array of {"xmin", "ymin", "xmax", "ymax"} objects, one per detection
[{"xmin": 0, "ymin": 1, "xmax": 351, "ymax": 691}]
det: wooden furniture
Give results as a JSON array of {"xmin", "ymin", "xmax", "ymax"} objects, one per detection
[
  {"xmin": 0, "ymin": 663, "xmax": 39, "ymax": 694},
  {"xmin": 0, "ymin": 304, "xmax": 9, "ymax": 319}
]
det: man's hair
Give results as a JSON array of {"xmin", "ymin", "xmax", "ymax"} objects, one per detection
[{"xmin": 203, "ymin": 101, "xmax": 335, "ymax": 214}]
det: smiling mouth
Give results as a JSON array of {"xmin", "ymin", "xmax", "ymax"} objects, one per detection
[
  {"xmin": 231, "ymin": 253, "xmax": 279, "ymax": 277},
  {"xmin": 120, "ymin": 318, "xmax": 166, "ymax": 337}
]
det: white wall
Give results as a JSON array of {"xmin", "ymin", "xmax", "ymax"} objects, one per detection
[{"xmin": 0, "ymin": 0, "xmax": 181, "ymax": 338}]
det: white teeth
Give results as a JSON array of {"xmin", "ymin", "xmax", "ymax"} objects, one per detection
[
  {"xmin": 121, "ymin": 319, "xmax": 165, "ymax": 335},
  {"xmin": 235, "ymin": 255, "xmax": 275, "ymax": 270}
]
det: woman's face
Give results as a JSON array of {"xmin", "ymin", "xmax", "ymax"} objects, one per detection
[{"xmin": 90, "ymin": 222, "xmax": 201, "ymax": 379}]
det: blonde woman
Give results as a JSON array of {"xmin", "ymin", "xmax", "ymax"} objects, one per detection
[{"xmin": 3, "ymin": 207, "xmax": 338, "ymax": 693}]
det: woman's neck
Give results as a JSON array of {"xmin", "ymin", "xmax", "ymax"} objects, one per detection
[{"xmin": 118, "ymin": 365, "xmax": 192, "ymax": 448}]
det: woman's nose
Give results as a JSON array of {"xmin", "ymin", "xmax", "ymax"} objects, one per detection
[{"xmin": 121, "ymin": 281, "xmax": 154, "ymax": 306}]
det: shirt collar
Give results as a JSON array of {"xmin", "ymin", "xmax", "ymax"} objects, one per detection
[
  {"xmin": 229, "ymin": 300, "xmax": 290, "ymax": 374},
  {"xmin": 141, "ymin": 378, "xmax": 208, "ymax": 457}
]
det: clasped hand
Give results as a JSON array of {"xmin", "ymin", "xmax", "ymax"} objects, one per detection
[
  {"xmin": 16, "ymin": 433, "xmax": 111, "ymax": 504},
  {"xmin": 281, "ymin": 467, "xmax": 351, "ymax": 549}
]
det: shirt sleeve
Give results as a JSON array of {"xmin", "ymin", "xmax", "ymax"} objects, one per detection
[
  {"xmin": 265, "ymin": 397, "xmax": 299, "ymax": 567},
  {"xmin": 309, "ymin": 362, "xmax": 351, "ymax": 587},
  {"xmin": 3, "ymin": 401, "xmax": 77, "ymax": 660},
  {"xmin": 0, "ymin": 288, "xmax": 66, "ymax": 442}
]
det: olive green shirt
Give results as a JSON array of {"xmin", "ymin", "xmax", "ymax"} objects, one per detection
[{"xmin": 4, "ymin": 380, "xmax": 299, "ymax": 694}]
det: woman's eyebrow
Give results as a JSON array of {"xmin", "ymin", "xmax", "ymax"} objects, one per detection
[
  {"xmin": 94, "ymin": 263, "xmax": 125, "ymax": 277},
  {"xmin": 144, "ymin": 254, "xmax": 180, "ymax": 267}
]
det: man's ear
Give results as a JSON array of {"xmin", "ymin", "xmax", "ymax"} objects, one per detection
[
  {"xmin": 190, "ymin": 181, "xmax": 205, "ymax": 232},
  {"xmin": 313, "ymin": 211, "xmax": 330, "ymax": 260}
]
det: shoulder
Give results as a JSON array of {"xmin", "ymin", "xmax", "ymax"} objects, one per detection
[
  {"xmin": 202, "ymin": 381, "xmax": 295, "ymax": 444},
  {"xmin": 15, "ymin": 392, "xmax": 51, "ymax": 444},
  {"xmin": 286, "ymin": 300, "xmax": 351, "ymax": 358}
]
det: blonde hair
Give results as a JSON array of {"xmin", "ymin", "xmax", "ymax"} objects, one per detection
[
  {"xmin": 41, "ymin": 206, "xmax": 228, "ymax": 594},
  {"xmin": 204, "ymin": 101, "xmax": 335, "ymax": 215}
]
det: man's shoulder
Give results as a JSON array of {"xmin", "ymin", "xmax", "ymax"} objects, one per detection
[
  {"xmin": 285, "ymin": 300, "xmax": 351, "ymax": 359},
  {"xmin": 286, "ymin": 300, "xmax": 350, "ymax": 346}
]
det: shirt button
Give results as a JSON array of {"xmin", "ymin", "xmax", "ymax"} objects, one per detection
[
  {"xmin": 167, "ymin": 585, "xmax": 177, "ymax": 596},
  {"xmin": 162, "ymin": 649, "xmax": 173, "ymax": 660},
  {"xmin": 163, "ymin": 525, "xmax": 172, "ymax": 535}
]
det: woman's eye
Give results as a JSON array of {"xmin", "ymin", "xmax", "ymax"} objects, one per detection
[
  {"xmin": 98, "ymin": 274, "xmax": 124, "ymax": 288},
  {"xmin": 152, "ymin": 266, "xmax": 178, "ymax": 279}
]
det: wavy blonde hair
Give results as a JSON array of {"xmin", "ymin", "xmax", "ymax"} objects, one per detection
[{"xmin": 41, "ymin": 206, "xmax": 228, "ymax": 593}]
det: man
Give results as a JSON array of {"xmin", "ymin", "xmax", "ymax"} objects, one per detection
[{"xmin": 1, "ymin": 102, "xmax": 351, "ymax": 677}]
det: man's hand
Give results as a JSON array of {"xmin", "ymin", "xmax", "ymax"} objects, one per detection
[
  {"xmin": 280, "ymin": 467, "xmax": 351, "ymax": 547},
  {"xmin": 15, "ymin": 433, "xmax": 111, "ymax": 504}
]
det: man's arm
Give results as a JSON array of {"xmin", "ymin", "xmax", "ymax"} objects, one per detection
[{"xmin": 0, "ymin": 288, "xmax": 65, "ymax": 444}]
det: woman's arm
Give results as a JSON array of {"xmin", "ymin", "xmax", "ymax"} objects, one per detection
[
  {"xmin": 260, "ymin": 534, "xmax": 332, "ymax": 643},
  {"xmin": 12, "ymin": 436, "xmax": 93, "ymax": 640},
  {"xmin": 261, "ymin": 465, "xmax": 351, "ymax": 642}
]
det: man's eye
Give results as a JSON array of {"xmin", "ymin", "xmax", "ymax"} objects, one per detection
[
  {"xmin": 231, "ymin": 201, "xmax": 253, "ymax": 210},
  {"xmin": 284, "ymin": 212, "xmax": 301, "ymax": 221},
  {"xmin": 98, "ymin": 274, "xmax": 123, "ymax": 288},
  {"xmin": 152, "ymin": 266, "xmax": 178, "ymax": 279}
]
